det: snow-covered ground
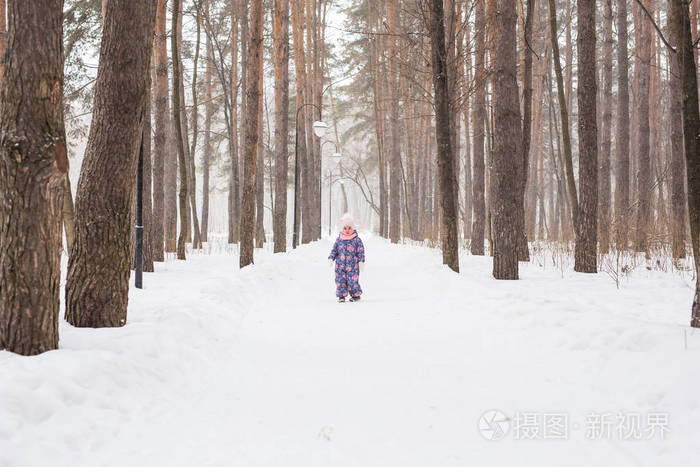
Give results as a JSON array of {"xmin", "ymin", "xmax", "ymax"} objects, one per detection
[{"xmin": 1, "ymin": 234, "xmax": 699, "ymax": 467}]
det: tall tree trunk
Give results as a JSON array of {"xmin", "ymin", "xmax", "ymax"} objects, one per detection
[
  {"xmin": 65, "ymin": 0, "xmax": 157, "ymax": 327},
  {"xmin": 292, "ymin": 0, "xmax": 313, "ymax": 245},
  {"xmin": 188, "ymin": 3, "xmax": 202, "ymax": 249},
  {"xmin": 574, "ymin": 0, "xmax": 598, "ymax": 273},
  {"xmin": 0, "ymin": 0, "xmax": 66, "ymax": 355},
  {"xmin": 153, "ymin": 0, "xmax": 168, "ymax": 260},
  {"xmin": 164, "ymin": 21, "xmax": 178, "ymax": 253},
  {"xmin": 172, "ymin": 0, "xmax": 188, "ymax": 260},
  {"xmin": 429, "ymin": 0, "xmax": 459, "ymax": 271},
  {"xmin": 599, "ymin": 0, "xmax": 613, "ymax": 254},
  {"xmin": 240, "ymin": 0, "xmax": 263, "ymax": 267},
  {"xmin": 635, "ymin": 0, "xmax": 652, "ymax": 254},
  {"xmin": 273, "ymin": 0, "xmax": 290, "ymax": 252},
  {"xmin": 548, "ymin": 0, "xmax": 578, "ymax": 227},
  {"xmin": 471, "ymin": 0, "xmax": 486, "ymax": 256},
  {"xmin": 614, "ymin": 0, "xmax": 630, "ymax": 250},
  {"xmin": 670, "ymin": 0, "xmax": 687, "ymax": 259},
  {"xmin": 445, "ymin": 0, "xmax": 460, "ymax": 241},
  {"xmin": 368, "ymin": 0, "xmax": 388, "ymax": 237},
  {"xmin": 175, "ymin": 0, "xmax": 192, "ymax": 245},
  {"xmin": 255, "ymin": 51, "xmax": 265, "ymax": 248},
  {"xmin": 518, "ymin": 0, "xmax": 535, "ymax": 261},
  {"xmin": 201, "ymin": 0, "xmax": 212, "ymax": 243},
  {"xmin": 0, "ymin": 0, "xmax": 6, "ymax": 81},
  {"xmin": 142, "ymin": 71, "xmax": 155, "ymax": 272},
  {"xmin": 387, "ymin": 0, "xmax": 402, "ymax": 243},
  {"xmin": 670, "ymin": 0, "xmax": 700, "ymax": 328},
  {"xmin": 490, "ymin": 0, "xmax": 522, "ymax": 279},
  {"xmin": 64, "ymin": 173, "xmax": 76, "ymax": 252},
  {"xmin": 228, "ymin": 3, "xmax": 241, "ymax": 244},
  {"xmin": 461, "ymin": 3, "xmax": 472, "ymax": 242}
]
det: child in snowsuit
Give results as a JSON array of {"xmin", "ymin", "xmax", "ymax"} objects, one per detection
[{"xmin": 328, "ymin": 216, "xmax": 365, "ymax": 302}]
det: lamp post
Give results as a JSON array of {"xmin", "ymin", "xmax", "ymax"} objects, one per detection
[{"xmin": 293, "ymin": 102, "xmax": 326, "ymax": 249}]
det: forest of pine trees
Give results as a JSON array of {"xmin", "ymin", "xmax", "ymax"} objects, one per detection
[{"xmin": 2, "ymin": 0, "xmax": 700, "ymax": 355}]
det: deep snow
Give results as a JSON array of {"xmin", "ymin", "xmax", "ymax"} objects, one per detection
[{"xmin": 1, "ymin": 234, "xmax": 699, "ymax": 467}]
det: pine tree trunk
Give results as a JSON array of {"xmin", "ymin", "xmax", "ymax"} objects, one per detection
[
  {"xmin": 670, "ymin": 0, "xmax": 687, "ymax": 259},
  {"xmin": 164, "ymin": 8, "xmax": 178, "ymax": 254},
  {"xmin": 201, "ymin": 0, "xmax": 213, "ymax": 243},
  {"xmin": 240, "ymin": 0, "xmax": 263, "ymax": 267},
  {"xmin": 255, "ymin": 56, "xmax": 265, "ymax": 248},
  {"xmin": 171, "ymin": 0, "xmax": 188, "ymax": 260},
  {"xmin": 228, "ymin": 3, "xmax": 241, "ymax": 244},
  {"xmin": 142, "ymin": 73, "xmax": 155, "ymax": 272},
  {"xmin": 635, "ymin": 0, "xmax": 652, "ymax": 254},
  {"xmin": 64, "ymin": 174, "xmax": 76, "ymax": 252},
  {"xmin": 548, "ymin": 0, "xmax": 578, "ymax": 228},
  {"xmin": 188, "ymin": 5, "xmax": 202, "ymax": 249},
  {"xmin": 573, "ymin": 0, "xmax": 598, "ymax": 273},
  {"xmin": 461, "ymin": 4, "xmax": 472, "ymax": 242},
  {"xmin": 0, "ymin": 0, "xmax": 66, "ymax": 355},
  {"xmin": 517, "ymin": 0, "xmax": 535, "ymax": 262},
  {"xmin": 153, "ymin": 0, "xmax": 168, "ymax": 260},
  {"xmin": 65, "ymin": 0, "xmax": 157, "ymax": 328},
  {"xmin": 599, "ymin": 0, "xmax": 613, "ymax": 254},
  {"xmin": 490, "ymin": 0, "xmax": 522, "ymax": 279},
  {"xmin": 273, "ymin": 0, "xmax": 290, "ymax": 253},
  {"xmin": 173, "ymin": 1, "xmax": 191, "ymax": 245},
  {"xmin": 367, "ymin": 0, "xmax": 388, "ymax": 237},
  {"xmin": 471, "ymin": 0, "xmax": 486, "ymax": 256},
  {"xmin": 614, "ymin": 0, "xmax": 630, "ymax": 251},
  {"xmin": 669, "ymin": 0, "xmax": 700, "ymax": 328},
  {"xmin": 387, "ymin": 0, "xmax": 402, "ymax": 243},
  {"xmin": 429, "ymin": 0, "xmax": 459, "ymax": 271},
  {"xmin": 0, "ymin": 0, "xmax": 6, "ymax": 81}
]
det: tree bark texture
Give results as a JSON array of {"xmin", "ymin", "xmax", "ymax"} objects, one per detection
[
  {"xmin": 429, "ymin": 0, "xmax": 459, "ymax": 272},
  {"xmin": 518, "ymin": 0, "xmax": 535, "ymax": 262},
  {"xmin": 0, "ymin": 0, "xmax": 66, "ymax": 355},
  {"xmin": 635, "ymin": 0, "xmax": 652, "ymax": 253},
  {"xmin": 201, "ymin": 0, "xmax": 213, "ymax": 243},
  {"xmin": 65, "ymin": 0, "xmax": 157, "ymax": 328},
  {"xmin": 670, "ymin": 0, "xmax": 687, "ymax": 259},
  {"xmin": 599, "ymin": 0, "xmax": 613, "ymax": 254},
  {"xmin": 240, "ymin": 0, "xmax": 262, "ymax": 267},
  {"xmin": 669, "ymin": 0, "xmax": 700, "ymax": 327},
  {"xmin": 471, "ymin": 0, "xmax": 486, "ymax": 255},
  {"xmin": 172, "ymin": 0, "xmax": 188, "ymax": 260},
  {"xmin": 387, "ymin": 0, "xmax": 402, "ymax": 243},
  {"xmin": 273, "ymin": 0, "xmax": 290, "ymax": 252},
  {"xmin": 614, "ymin": 0, "xmax": 630, "ymax": 250},
  {"xmin": 574, "ymin": 0, "xmax": 598, "ymax": 273},
  {"xmin": 489, "ymin": 0, "xmax": 522, "ymax": 279},
  {"xmin": 152, "ymin": 0, "xmax": 167, "ymax": 260}
]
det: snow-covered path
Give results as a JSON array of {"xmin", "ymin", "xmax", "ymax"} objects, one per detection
[{"xmin": 2, "ymin": 235, "xmax": 699, "ymax": 467}]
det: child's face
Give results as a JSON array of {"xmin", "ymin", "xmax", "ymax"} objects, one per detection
[{"xmin": 342, "ymin": 225, "xmax": 353, "ymax": 234}]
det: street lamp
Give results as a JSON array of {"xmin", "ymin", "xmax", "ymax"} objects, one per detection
[
  {"xmin": 327, "ymin": 151, "xmax": 343, "ymax": 236},
  {"xmin": 313, "ymin": 120, "xmax": 329, "ymax": 138},
  {"xmin": 293, "ymin": 102, "xmax": 325, "ymax": 249}
]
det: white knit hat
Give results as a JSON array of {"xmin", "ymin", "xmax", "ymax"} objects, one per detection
[{"xmin": 341, "ymin": 213, "xmax": 354, "ymax": 229}]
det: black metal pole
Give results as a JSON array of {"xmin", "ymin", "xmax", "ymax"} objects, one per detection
[
  {"xmin": 135, "ymin": 133, "xmax": 144, "ymax": 289},
  {"xmin": 318, "ymin": 106, "xmax": 323, "ymax": 240}
]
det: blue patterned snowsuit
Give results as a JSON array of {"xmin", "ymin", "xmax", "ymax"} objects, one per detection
[{"xmin": 328, "ymin": 232, "xmax": 365, "ymax": 298}]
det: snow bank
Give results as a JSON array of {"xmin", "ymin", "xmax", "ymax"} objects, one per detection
[{"xmin": 1, "ymin": 234, "xmax": 698, "ymax": 467}]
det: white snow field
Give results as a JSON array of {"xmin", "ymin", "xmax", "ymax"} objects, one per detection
[{"xmin": 1, "ymin": 234, "xmax": 699, "ymax": 467}]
